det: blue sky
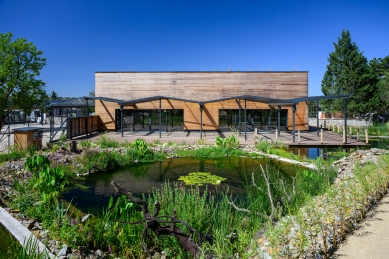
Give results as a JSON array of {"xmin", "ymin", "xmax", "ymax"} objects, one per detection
[{"xmin": 1, "ymin": 0, "xmax": 388, "ymax": 97}]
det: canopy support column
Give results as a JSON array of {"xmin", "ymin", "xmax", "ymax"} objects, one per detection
[
  {"xmin": 344, "ymin": 98, "xmax": 347, "ymax": 144},
  {"xmin": 292, "ymin": 104, "xmax": 296, "ymax": 143},
  {"xmin": 268, "ymin": 110, "xmax": 271, "ymax": 131},
  {"xmin": 159, "ymin": 98, "xmax": 162, "ymax": 138},
  {"xmin": 85, "ymin": 98, "xmax": 89, "ymax": 135},
  {"xmin": 244, "ymin": 99, "xmax": 247, "ymax": 141},
  {"xmin": 120, "ymin": 105, "xmax": 123, "ymax": 137},
  {"xmin": 238, "ymin": 99, "xmax": 241, "ymax": 136},
  {"xmin": 277, "ymin": 105, "xmax": 281, "ymax": 136},
  {"xmin": 166, "ymin": 111, "xmax": 168, "ymax": 132},
  {"xmin": 132, "ymin": 108, "xmax": 135, "ymax": 132},
  {"xmin": 200, "ymin": 103, "xmax": 203, "ymax": 139},
  {"xmin": 317, "ymin": 99, "xmax": 320, "ymax": 136}
]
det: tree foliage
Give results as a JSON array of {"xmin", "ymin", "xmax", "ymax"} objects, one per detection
[
  {"xmin": 370, "ymin": 55, "xmax": 389, "ymax": 115},
  {"xmin": 0, "ymin": 32, "xmax": 47, "ymax": 128},
  {"xmin": 49, "ymin": 90, "xmax": 59, "ymax": 100},
  {"xmin": 321, "ymin": 30, "xmax": 377, "ymax": 116}
]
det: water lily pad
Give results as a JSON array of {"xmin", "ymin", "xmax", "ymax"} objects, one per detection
[{"xmin": 178, "ymin": 172, "xmax": 226, "ymax": 186}]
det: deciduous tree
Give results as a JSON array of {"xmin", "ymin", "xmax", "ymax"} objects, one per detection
[{"xmin": 0, "ymin": 32, "xmax": 47, "ymax": 129}]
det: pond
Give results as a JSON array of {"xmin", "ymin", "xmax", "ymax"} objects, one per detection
[
  {"xmin": 61, "ymin": 157, "xmax": 303, "ymax": 213},
  {"xmin": 289, "ymin": 138, "xmax": 389, "ymax": 159},
  {"xmin": 0, "ymin": 223, "xmax": 15, "ymax": 255}
]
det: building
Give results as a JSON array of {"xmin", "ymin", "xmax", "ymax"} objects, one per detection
[{"xmin": 94, "ymin": 71, "xmax": 309, "ymax": 132}]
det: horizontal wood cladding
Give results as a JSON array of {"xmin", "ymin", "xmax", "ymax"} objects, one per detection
[
  {"xmin": 68, "ymin": 116, "xmax": 99, "ymax": 138},
  {"xmin": 14, "ymin": 131, "xmax": 42, "ymax": 150},
  {"xmin": 96, "ymin": 99, "xmax": 308, "ymax": 131},
  {"xmin": 95, "ymin": 72, "xmax": 308, "ymax": 131},
  {"xmin": 95, "ymin": 72, "xmax": 308, "ymax": 102}
]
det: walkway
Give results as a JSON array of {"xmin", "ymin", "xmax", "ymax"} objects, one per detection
[
  {"xmin": 0, "ymin": 122, "xmax": 369, "ymax": 153},
  {"xmin": 77, "ymin": 128, "xmax": 369, "ymax": 148},
  {"xmin": 331, "ymin": 193, "xmax": 389, "ymax": 259}
]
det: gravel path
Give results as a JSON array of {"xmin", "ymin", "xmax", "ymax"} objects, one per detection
[{"xmin": 331, "ymin": 194, "xmax": 389, "ymax": 259}]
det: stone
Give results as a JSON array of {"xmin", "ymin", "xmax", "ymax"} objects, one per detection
[
  {"xmin": 81, "ymin": 214, "xmax": 92, "ymax": 223},
  {"xmin": 23, "ymin": 220, "xmax": 36, "ymax": 229}
]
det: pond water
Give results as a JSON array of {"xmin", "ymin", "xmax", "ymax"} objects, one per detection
[
  {"xmin": 289, "ymin": 138, "xmax": 389, "ymax": 159},
  {"xmin": 61, "ymin": 157, "xmax": 302, "ymax": 213},
  {"xmin": 0, "ymin": 223, "xmax": 15, "ymax": 255}
]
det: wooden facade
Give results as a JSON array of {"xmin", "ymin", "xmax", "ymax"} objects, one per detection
[
  {"xmin": 67, "ymin": 116, "xmax": 99, "ymax": 139},
  {"xmin": 14, "ymin": 127, "xmax": 43, "ymax": 150},
  {"xmin": 95, "ymin": 72, "xmax": 308, "ymax": 131}
]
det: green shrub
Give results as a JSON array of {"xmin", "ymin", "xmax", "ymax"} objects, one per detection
[
  {"xmin": 214, "ymin": 135, "xmax": 239, "ymax": 149},
  {"xmin": 256, "ymin": 138, "xmax": 271, "ymax": 153},
  {"xmin": 80, "ymin": 150, "xmax": 127, "ymax": 172},
  {"xmin": 25, "ymin": 155, "xmax": 70, "ymax": 203},
  {"xmin": 127, "ymin": 139, "xmax": 163, "ymax": 162},
  {"xmin": 0, "ymin": 150, "xmax": 26, "ymax": 163},
  {"xmin": 95, "ymin": 135, "xmax": 119, "ymax": 148},
  {"xmin": 80, "ymin": 139, "xmax": 92, "ymax": 148}
]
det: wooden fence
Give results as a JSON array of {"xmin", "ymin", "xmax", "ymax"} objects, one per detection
[{"xmin": 67, "ymin": 116, "xmax": 99, "ymax": 139}]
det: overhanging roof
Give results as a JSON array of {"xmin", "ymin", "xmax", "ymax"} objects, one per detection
[
  {"xmin": 119, "ymin": 96, "xmax": 199, "ymax": 105},
  {"xmin": 285, "ymin": 94, "xmax": 352, "ymax": 104},
  {"xmin": 46, "ymin": 94, "xmax": 352, "ymax": 108},
  {"xmin": 47, "ymin": 98, "xmax": 95, "ymax": 108}
]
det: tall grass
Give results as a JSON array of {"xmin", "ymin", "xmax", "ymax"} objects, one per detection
[
  {"xmin": 262, "ymin": 153, "xmax": 389, "ymax": 258},
  {"xmin": 95, "ymin": 135, "xmax": 120, "ymax": 148},
  {"xmin": 0, "ymin": 235, "xmax": 48, "ymax": 259},
  {"xmin": 175, "ymin": 146, "xmax": 260, "ymax": 158},
  {"xmin": 0, "ymin": 149, "xmax": 27, "ymax": 163}
]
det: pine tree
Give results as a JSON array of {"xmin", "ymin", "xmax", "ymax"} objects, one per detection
[
  {"xmin": 371, "ymin": 55, "xmax": 389, "ymax": 115},
  {"xmin": 321, "ymin": 30, "xmax": 377, "ymax": 116}
]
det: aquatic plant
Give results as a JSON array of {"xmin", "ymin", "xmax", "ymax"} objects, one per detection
[
  {"xmin": 214, "ymin": 135, "xmax": 239, "ymax": 149},
  {"xmin": 178, "ymin": 172, "xmax": 226, "ymax": 186}
]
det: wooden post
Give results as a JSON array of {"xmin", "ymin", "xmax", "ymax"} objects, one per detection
[
  {"xmin": 254, "ymin": 128, "xmax": 258, "ymax": 144},
  {"xmin": 357, "ymin": 127, "xmax": 360, "ymax": 141},
  {"xmin": 320, "ymin": 129, "xmax": 323, "ymax": 144},
  {"xmin": 349, "ymin": 126, "xmax": 353, "ymax": 139},
  {"xmin": 275, "ymin": 128, "xmax": 278, "ymax": 141},
  {"xmin": 365, "ymin": 129, "xmax": 369, "ymax": 144},
  {"xmin": 332, "ymin": 123, "xmax": 335, "ymax": 132},
  {"xmin": 343, "ymin": 125, "xmax": 346, "ymax": 144},
  {"xmin": 298, "ymin": 129, "xmax": 300, "ymax": 144},
  {"xmin": 337, "ymin": 125, "xmax": 340, "ymax": 134}
]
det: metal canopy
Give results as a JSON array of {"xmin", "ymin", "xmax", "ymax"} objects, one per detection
[
  {"xmin": 285, "ymin": 94, "xmax": 352, "ymax": 104},
  {"xmin": 201, "ymin": 95, "xmax": 295, "ymax": 105},
  {"xmin": 47, "ymin": 98, "xmax": 95, "ymax": 108},
  {"xmin": 119, "ymin": 96, "xmax": 199, "ymax": 106},
  {"xmin": 87, "ymin": 94, "xmax": 352, "ymax": 106},
  {"xmin": 47, "ymin": 94, "xmax": 353, "ymax": 108}
]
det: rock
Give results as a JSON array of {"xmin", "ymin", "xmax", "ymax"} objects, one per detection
[
  {"xmin": 22, "ymin": 220, "xmax": 36, "ymax": 229},
  {"xmin": 57, "ymin": 244, "xmax": 71, "ymax": 257},
  {"xmin": 95, "ymin": 249, "xmax": 103, "ymax": 256},
  {"xmin": 81, "ymin": 214, "xmax": 92, "ymax": 223}
]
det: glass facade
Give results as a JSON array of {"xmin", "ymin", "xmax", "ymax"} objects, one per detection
[
  {"xmin": 219, "ymin": 109, "xmax": 288, "ymax": 131},
  {"xmin": 115, "ymin": 109, "xmax": 184, "ymax": 132}
]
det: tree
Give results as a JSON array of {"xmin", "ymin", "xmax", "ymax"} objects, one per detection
[
  {"xmin": 321, "ymin": 30, "xmax": 377, "ymax": 116},
  {"xmin": 371, "ymin": 55, "xmax": 389, "ymax": 115},
  {"xmin": 49, "ymin": 90, "xmax": 59, "ymax": 101},
  {"xmin": 0, "ymin": 32, "xmax": 47, "ymax": 128}
]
